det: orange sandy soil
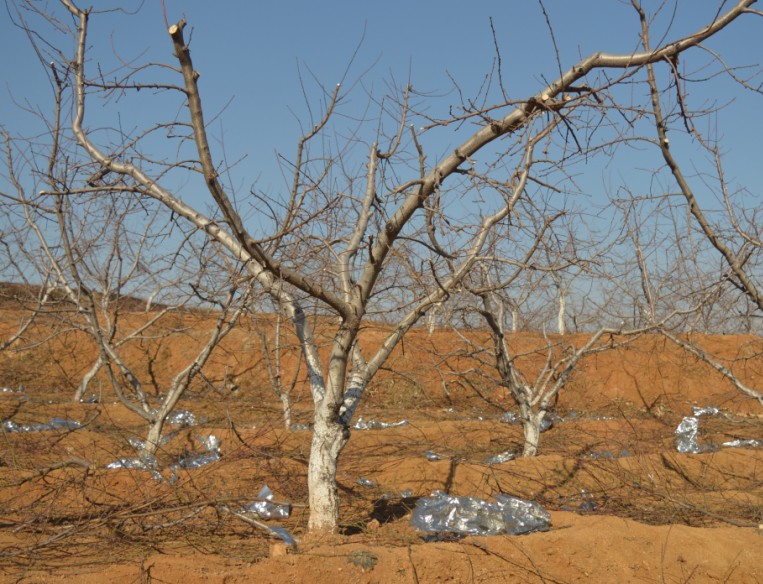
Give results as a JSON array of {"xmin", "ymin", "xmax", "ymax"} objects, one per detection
[{"xmin": 0, "ymin": 308, "xmax": 761, "ymax": 583}]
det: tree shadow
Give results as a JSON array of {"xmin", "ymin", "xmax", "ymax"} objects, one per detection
[{"xmin": 340, "ymin": 495, "xmax": 420, "ymax": 535}]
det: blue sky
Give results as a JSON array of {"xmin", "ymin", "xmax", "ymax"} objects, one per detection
[{"xmin": 1, "ymin": 1, "xmax": 760, "ymax": 215}]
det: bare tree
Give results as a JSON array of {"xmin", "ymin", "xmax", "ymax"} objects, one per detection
[
  {"xmin": 7, "ymin": 162, "xmax": 250, "ymax": 457},
  {"xmin": 0, "ymin": 135, "xmax": 62, "ymax": 356},
  {"xmin": 1, "ymin": 73, "xmax": 251, "ymax": 455},
  {"xmin": 641, "ymin": 6, "xmax": 763, "ymax": 316},
  {"xmin": 631, "ymin": 1, "xmax": 763, "ymax": 406},
  {"xmin": 4, "ymin": 0, "xmax": 759, "ymax": 533},
  {"xmin": 451, "ymin": 204, "xmax": 667, "ymax": 455},
  {"xmin": 473, "ymin": 288, "xmax": 688, "ymax": 456}
]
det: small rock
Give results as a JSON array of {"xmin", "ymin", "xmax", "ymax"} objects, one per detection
[{"xmin": 347, "ymin": 549, "xmax": 377, "ymax": 571}]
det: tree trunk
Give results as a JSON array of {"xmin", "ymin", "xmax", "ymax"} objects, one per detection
[
  {"xmin": 143, "ymin": 417, "xmax": 165, "ymax": 458},
  {"xmin": 511, "ymin": 306, "xmax": 519, "ymax": 333},
  {"xmin": 307, "ymin": 402, "xmax": 350, "ymax": 532},
  {"xmin": 280, "ymin": 392, "xmax": 293, "ymax": 430},
  {"xmin": 520, "ymin": 409, "xmax": 546, "ymax": 457}
]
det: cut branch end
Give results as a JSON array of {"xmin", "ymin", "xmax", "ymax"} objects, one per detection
[{"xmin": 168, "ymin": 19, "xmax": 186, "ymax": 36}]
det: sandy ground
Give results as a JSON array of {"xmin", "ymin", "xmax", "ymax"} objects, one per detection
[{"xmin": 0, "ymin": 312, "xmax": 761, "ymax": 582}]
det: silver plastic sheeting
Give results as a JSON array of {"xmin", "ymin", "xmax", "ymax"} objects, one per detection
[
  {"xmin": 171, "ymin": 435, "xmax": 222, "ymax": 469},
  {"xmin": 383, "ymin": 488, "xmax": 414, "ymax": 500},
  {"xmin": 484, "ymin": 450, "xmax": 515, "ymax": 464},
  {"xmin": 675, "ymin": 416, "xmax": 717, "ymax": 454},
  {"xmin": 128, "ymin": 437, "xmax": 147, "ymax": 451},
  {"xmin": 411, "ymin": 491, "xmax": 550, "ymax": 537},
  {"xmin": 353, "ymin": 417, "xmax": 409, "ymax": 430},
  {"xmin": 266, "ymin": 525, "xmax": 296, "ymax": 547},
  {"xmin": 167, "ymin": 410, "xmax": 198, "ymax": 427},
  {"xmin": 722, "ymin": 438, "xmax": 763, "ymax": 448},
  {"xmin": 110, "ymin": 435, "xmax": 159, "ymax": 470},
  {"xmin": 493, "ymin": 494, "xmax": 551, "ymax": 534},
  {"xmin": 172, "ymin": 449, "xmax": 221, "ymax": 469},
  {"xmin": 499, "ymin": 412, "xmax": 555, "ymax": 432},
  {"xmin": 247, "ymin": 484, "xmax": 291, "ymax": 519},
  {"xmin": 106, "ymin": 455, "xmax": 158, "ymax": 471},
  {"xmin": 200, "ymin": 434, "xmax": 220, "ymax": 452},
  {"xmin": 540, "ymin": 415, "xmax": 556, "ymax": 432},
  {"xmin": 500, "ymin": 411, "xmax": 520, "ymax": 424},
  {"xmin": 578, "ymin": 490, "xmax": 597, "ymax": 512},
  {"xmin": 128, "ymin": 434, "xmax": 174, "ymax": 451},
  {"xmin": 2, "ymin": 417, "xmax": 82, "ymax": 433},
  {"xmin": 425, "ymin": 451, "xmax": 443, "ymax": 461},
  {"xmin": 565, "ymin": 412, "xmax": 617, "ymax": 421},
  {"xmin": 585, "ymin": 451, "xmax": 615, "ymax": 459},
  {"xmin": 108, "ymin": 434, "xmax": 222, "ymax": 477},
  {"xmin": 108, "ymin": 436, "xmax": 161, "ymax": 478},
  {"xmin": 692, "ymin": 406, "xmax": 720, "ymax": 417},
  {"xmin": 357, "ymin": 477, "xmax": 378, "ymax": 488},
  {"xmin": 675, "ymin": 407, "xmax": 760, "ymax": 454},
  {"xmin": 586, "ymin": 448, "xmax": 631, "ymax": 459},
  {"xmin": 105, "ymin": 454, "xmax": 162, "ymax": 481}
]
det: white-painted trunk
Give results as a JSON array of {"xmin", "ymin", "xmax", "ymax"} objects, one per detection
[
  {"xmin": 143, "ymin": 417, "xmax": 165, "ymax": 458},
  {"xmin": 338, "ymin": 372, "xmax": 366, "ymax": 426},
  {"xmin": 307, "ymin": 405, "xmax": 349, "ymax": 532},
  {"xmin": 511, "ymin": 306, "xmax": 519, "ymax": 333},
  {"xmin": 557, "ymin": 290, "xmax": 566, "ymax": 335},
  {"xmin": 280, "ymin": 392, "xmax": 293, "ymax": 430},
  {"xmin": 427, "ymin": 304, "xmax": 440, "ymax": 336},
  {"xmin": 520, "ymin": 409, "xmax": 545, "ymax": 457}
]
